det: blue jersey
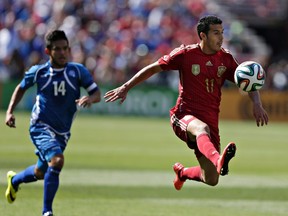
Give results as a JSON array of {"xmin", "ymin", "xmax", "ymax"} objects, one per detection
[{"xmin": 20, "ymin": 61, "xmax": 98, "ymax": 133}]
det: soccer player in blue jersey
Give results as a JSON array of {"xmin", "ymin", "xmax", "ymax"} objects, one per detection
[{"xmin": 5, "ymin": 30, "xmax": 101, "ymax": 216}]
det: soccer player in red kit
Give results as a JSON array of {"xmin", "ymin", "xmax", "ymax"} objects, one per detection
[{"xmin": 104, "ymin": 15, "xmax": 269, "ymax": 189}]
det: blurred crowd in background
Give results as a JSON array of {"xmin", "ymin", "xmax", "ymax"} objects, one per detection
[{"xmin": 0, "ymin": 0, "xmax": 287, "ymax": 90}]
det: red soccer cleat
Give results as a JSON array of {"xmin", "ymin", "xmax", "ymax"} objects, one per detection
[
  {"xmin": 173, "ymin": 162, "xmax": 186, "ymax": 190},
  {"xmin": 217, "ymin": 142, "xmax": 236, "ymax": 176}
]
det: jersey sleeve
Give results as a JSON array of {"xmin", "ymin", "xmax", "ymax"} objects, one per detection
[
  {"xmin": 158, "ymin": 44, "xmax": 185, "ymax": 71},
  {"xmin": 19, "ymin": 65, "xmax": 39, "ymax": 89},
  {"xmin": 77, "ymin": 64, "xmax": 99, "ymax": 95}
]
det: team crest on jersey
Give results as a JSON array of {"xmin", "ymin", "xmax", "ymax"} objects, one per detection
[
  {"xmin": 191, "ymin": 64, "xmax": 200, "ymax": 76},
  {"xmin": 68, "ymin": 70, "xmax": 76, "ymax": 77},
  {"xmin": 217, "ymin": 66, "xmax": 226, "ymax": 77}
]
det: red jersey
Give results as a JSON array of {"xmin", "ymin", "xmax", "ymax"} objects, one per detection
[{"xmin": 158, "ymin": 44, "xmax": 238, "ymax": 129}]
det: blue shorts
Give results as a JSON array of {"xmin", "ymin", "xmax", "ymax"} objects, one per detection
[{"xmin": 30, "ymin": 123, "xmax": 70, "ymax": 172}]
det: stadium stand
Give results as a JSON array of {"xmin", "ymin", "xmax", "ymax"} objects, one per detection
[{"xmin": 1, "ymin": 0, "xmax": 285, "ymax": 90}]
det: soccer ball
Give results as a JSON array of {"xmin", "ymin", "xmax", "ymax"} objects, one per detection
[{"xmin": 234, "ymin": 61, "xmax": 265, "ymax": 92}]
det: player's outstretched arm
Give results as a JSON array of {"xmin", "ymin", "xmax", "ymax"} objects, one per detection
[
  {"xmin": 5, "ymin": 84, "xmax": 27, "ymax": 128},
  {"xmin": 248, "ymin": 91, "xmax": 269, "ymax": 127},
  {"xmin": 104, "ymin": 61, "xmax": 162, "ymax": 103}
]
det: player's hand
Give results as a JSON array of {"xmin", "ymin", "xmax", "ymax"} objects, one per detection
[
  {"xmin": 75, "ymin": 96, "xmax": 92, "ymax": 108},
  {"xmin": 5, "ymin": 113, "xmax": 16, "ymax": 128},
  {"xmin": 253, "ymin": 103, "xmax": 269, "ymax": 127},
  {"xmin": 104, "ymin": 85, "xmax": 128, "ymax": 104}
]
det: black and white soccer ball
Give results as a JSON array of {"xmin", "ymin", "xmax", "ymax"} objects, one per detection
[{"xmin": 234, "ymin": 61, "xmax": 265, "ymax": 92}]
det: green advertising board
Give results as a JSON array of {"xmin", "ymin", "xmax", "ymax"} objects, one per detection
[{"xmin": 0, "ymin": 82, "xmax": 178, "ymax": 117}]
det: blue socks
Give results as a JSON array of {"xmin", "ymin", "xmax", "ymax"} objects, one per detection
[
  {"xmin": 12, "ymin": 165, "xmax": 38, "ymax": 188},
  {"xmin": 43, "ymin": 166, "xmax": 61, "ymax": 214},
  {"xmin": 10, "ymin": 165, "xmax": 61, "ymax": 214}
]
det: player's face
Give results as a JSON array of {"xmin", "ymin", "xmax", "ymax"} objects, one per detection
[
  {"xmin": 202, "ymin": 24, "xmax": 224, "ymax": 54},
  {"xmin": 48, "ymin": 40, "xmax": 70, "ymax": 68}
]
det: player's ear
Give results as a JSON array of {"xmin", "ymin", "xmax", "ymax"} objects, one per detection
[
  {"xmin": 200, "ymin": 32, "xmax": 206, "ymax": 40},
  {"xmin": 45, "ymin": 48, "xmax": 50, "ymax": 55}
]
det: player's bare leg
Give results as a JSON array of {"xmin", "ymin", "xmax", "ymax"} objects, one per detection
[
  {"xmin": 172, "ymin": 115, "xmax": 236, "ymax": 189},
  {"xmin": 197, "ymin": 155, "xmax": 219, "ymax": 186}
]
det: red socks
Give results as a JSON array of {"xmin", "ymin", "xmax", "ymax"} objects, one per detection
[
  {"xmin": 182, "ymin": 166, "xmax": 203, "ymax": 182},
  {"xmin": 196, "ymin": 133, "xmax": 219, "ymax": 166}
]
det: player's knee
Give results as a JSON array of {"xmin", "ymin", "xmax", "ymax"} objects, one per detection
[
  {"xmin": 49, "ymin": 154, "xmax": 64, "ymax": 169},
  {"xmin": 187, "ymin": 120, "xmax": 210, "ymax": 137},
  {"xmin": 198, "ymin": 123, "xmax": 210, "ymax": 135}
]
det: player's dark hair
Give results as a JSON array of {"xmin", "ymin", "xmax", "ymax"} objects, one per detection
[
  {"xmin": 45, "ymin": 30, "xmax": 69, "ymax": 49},
  {"xmin": 197, "ymin": 15, "xmax": 222, "ymax": 40}
]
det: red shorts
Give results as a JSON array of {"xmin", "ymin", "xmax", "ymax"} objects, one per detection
[{"xmin": 170, "ymin": 112, "xmax": 220, "ymax": 158}]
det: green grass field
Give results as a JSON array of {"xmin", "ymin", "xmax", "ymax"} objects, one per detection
[{"xmin": 0, "ymin": 111, "xmax": 287, "ymax": 216}]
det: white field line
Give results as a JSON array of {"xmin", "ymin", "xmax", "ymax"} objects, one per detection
[
  {"xmin": 146, "ymin": 198, "xmax": 288, "ymax": 215},
  {"xmin": 63, "ymin": 170, "xmax": 288, "ymax": 188},
  {"xmin": 1, "ymin": 169, "xmax": 286, "ymax": 188}
]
